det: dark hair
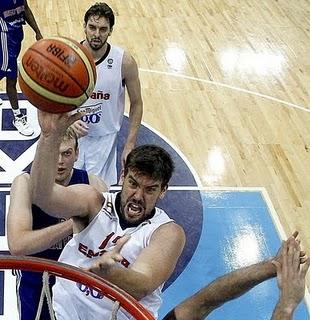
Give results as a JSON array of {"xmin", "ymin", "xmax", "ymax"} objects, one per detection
[
  {"xmin": 124, "ymin": 145, "xmax": 175, "ymax": 188},
  {"xmin": 84, "ymin": 2, "xmax": 115, "ymax": 29}
]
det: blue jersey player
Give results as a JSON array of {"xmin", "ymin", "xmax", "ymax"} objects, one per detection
[
  {"xmin": 0, "ymin": 0, "xmax": 42, "ymax": 136},
  {"xmin": 7, "ymin": 127, "xmax": 107, "ymax": 319}
]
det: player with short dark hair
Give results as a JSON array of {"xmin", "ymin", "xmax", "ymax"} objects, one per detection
[
  {"xmin": 72, "ymin": 2, "xmax": 143, "ymax": 187},
  {"xmin": 124, "ymin": 144, "xmax": 175, "ymax": 188},
  {"xmin": 84, "ymin": 2, "xmax": 115, "ymax": 29}
]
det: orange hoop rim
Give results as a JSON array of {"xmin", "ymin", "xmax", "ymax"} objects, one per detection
[{"xmin": 0, "ymin": 255, "xmax": 155, "ymax": 320}]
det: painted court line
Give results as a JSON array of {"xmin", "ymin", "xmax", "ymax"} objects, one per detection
[
  {"xmin": 261, "ymin": 188, "xmax": 310, "ymax": 312},
  {"xmin": 139, "ymin": 69, "xmax": 310, "ymax": 113},
  {"xmin": 125, "ymin": 112, "xmax": 204, "ymax": 189}
]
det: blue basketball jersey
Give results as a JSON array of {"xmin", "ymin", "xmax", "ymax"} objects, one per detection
[
  {"xmin": 0, "ymin": 0, "xmax": 26, "ymax": 32},
  {"xmin": 15, "ymin": 168, "xmax": 90, "ymax": 320},
  {"xmin": 0, "ymin": 1, "xmax": 25, "ymax": 77}
]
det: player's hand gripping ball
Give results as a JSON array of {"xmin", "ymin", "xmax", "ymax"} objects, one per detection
[{"xmin": 19, "ymin": 37, "xmax": 96, "ymax": 113}]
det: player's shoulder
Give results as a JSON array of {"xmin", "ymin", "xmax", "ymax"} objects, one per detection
[
  {"xmin": 165, "ymin": 221, "xmax": 185, "ymax": 234},
  {"xmin": 121, "ymin": 50, "xmax": 139, "ymax": 80},
  {"xmin": 10, "ymin": 172, "xmax": 30, "ymax": 193},
  {"xmin": 155, "ymin": 221, "xmax": 185, "ymax": 241},
  {"xmin": 150, "ymin": 222, "xmax": 185, "ymax": 255},
  {"xmin": 121, "ymin": 49, "xmax": 138, "ymax": 67}
]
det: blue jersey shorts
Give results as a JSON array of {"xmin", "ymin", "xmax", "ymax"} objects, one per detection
[{"xmin": 0, "ymin": 28, "xmax": 23, "ymax": 79}]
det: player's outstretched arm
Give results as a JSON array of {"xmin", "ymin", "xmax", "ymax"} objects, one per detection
[
  {"xmin": 7, "ymin": 173, "xmax": 73, "ymax": 255},
  {"xmin": 271, "ymin": 238, "xmax": 310, "ymax": 320},
  {"xmin": 31, "ymin": 111, "xmax": 102, "ymax": 219},
  {"xmin": 167, "ymin": 260, "xmax": 277, "ymax": 320},
  {"xmin": 163, "ymin": 233, "xmax": 305, "ymax": 320},
  {"xmin": 8, "ymin": 170, "xmax": 106, "ymax": 255}
]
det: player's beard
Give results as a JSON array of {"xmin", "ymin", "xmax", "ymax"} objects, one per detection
[{"xmin": 87, "ymin": 36, "xmax": 107, "ymax": 51}]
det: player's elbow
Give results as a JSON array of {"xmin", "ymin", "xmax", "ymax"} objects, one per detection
[
  {"xmin": 133, "ymin": 277, "xmax": 159, "ymax": 300},
  {"xmin": 8, "ymin": 240, "xmax": 28, "ymax": 256},
  {"xmin": 8, "ymin": 231, "xmax": 35, "ymax": 255},
  {"xmin": 132, "ymin": 286, "xmax": 151, "ymax": 301},
  {"xmin": 9, "ymin": 248, "xmax": 25, "ymax": 256}
]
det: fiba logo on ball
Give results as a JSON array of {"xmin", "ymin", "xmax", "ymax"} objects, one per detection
[
  {"xmin": 46, "ymin": 43, "xmax": 78, "ymax": 66},
  {"xmin": 18, "ymin": 37, "xmax": 97, "ymax": 113}
]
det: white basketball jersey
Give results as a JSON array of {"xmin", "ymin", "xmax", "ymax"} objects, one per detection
[
  {"xmin": 53, "ymin": 192, "xmax": 173, "ymax": 320},
  {"xmin": 79, "ymin": 44, "xmax": 125, "ymax": 137}
]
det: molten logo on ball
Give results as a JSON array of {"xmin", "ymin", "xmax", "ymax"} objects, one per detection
[{"xmin": 24, "ymin": 56, "xmax": 69, "ymax": 93}]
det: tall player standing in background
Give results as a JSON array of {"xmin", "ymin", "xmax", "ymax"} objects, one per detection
[
  {"xmin": 0, "ymin": 0, "xmax": 42, "ymax": 136},
  {"xmin": 72, "ymin": 2, "xmax": 143, "ymax": 187}
]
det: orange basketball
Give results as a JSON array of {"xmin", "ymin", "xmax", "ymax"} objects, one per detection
[{"xmin": 19, "ymin": 37, "xmax": 96, "ymax": 113}]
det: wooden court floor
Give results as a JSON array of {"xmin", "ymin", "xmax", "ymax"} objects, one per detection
[{"xmin": 0, "ymin": 0, "xmax": 309, "ymax": 288}]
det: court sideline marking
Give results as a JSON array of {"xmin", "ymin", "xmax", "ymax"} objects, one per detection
[{"xmin": 139, "ymin": 68, "xmax": 310, "ymax": 113}]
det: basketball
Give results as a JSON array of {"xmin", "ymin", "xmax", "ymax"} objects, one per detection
[{"xmin": 18, "ymin": 37, "xmax": 96, "ymax": 113}]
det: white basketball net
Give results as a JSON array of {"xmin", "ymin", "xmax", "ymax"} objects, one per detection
[
  {"xmin": 36, "ymin": 271, "xmax": 120, "ymax": 320},
  {"xmin": 35, "ymin": 271, "xmax": 55, "ymax": 320}
]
